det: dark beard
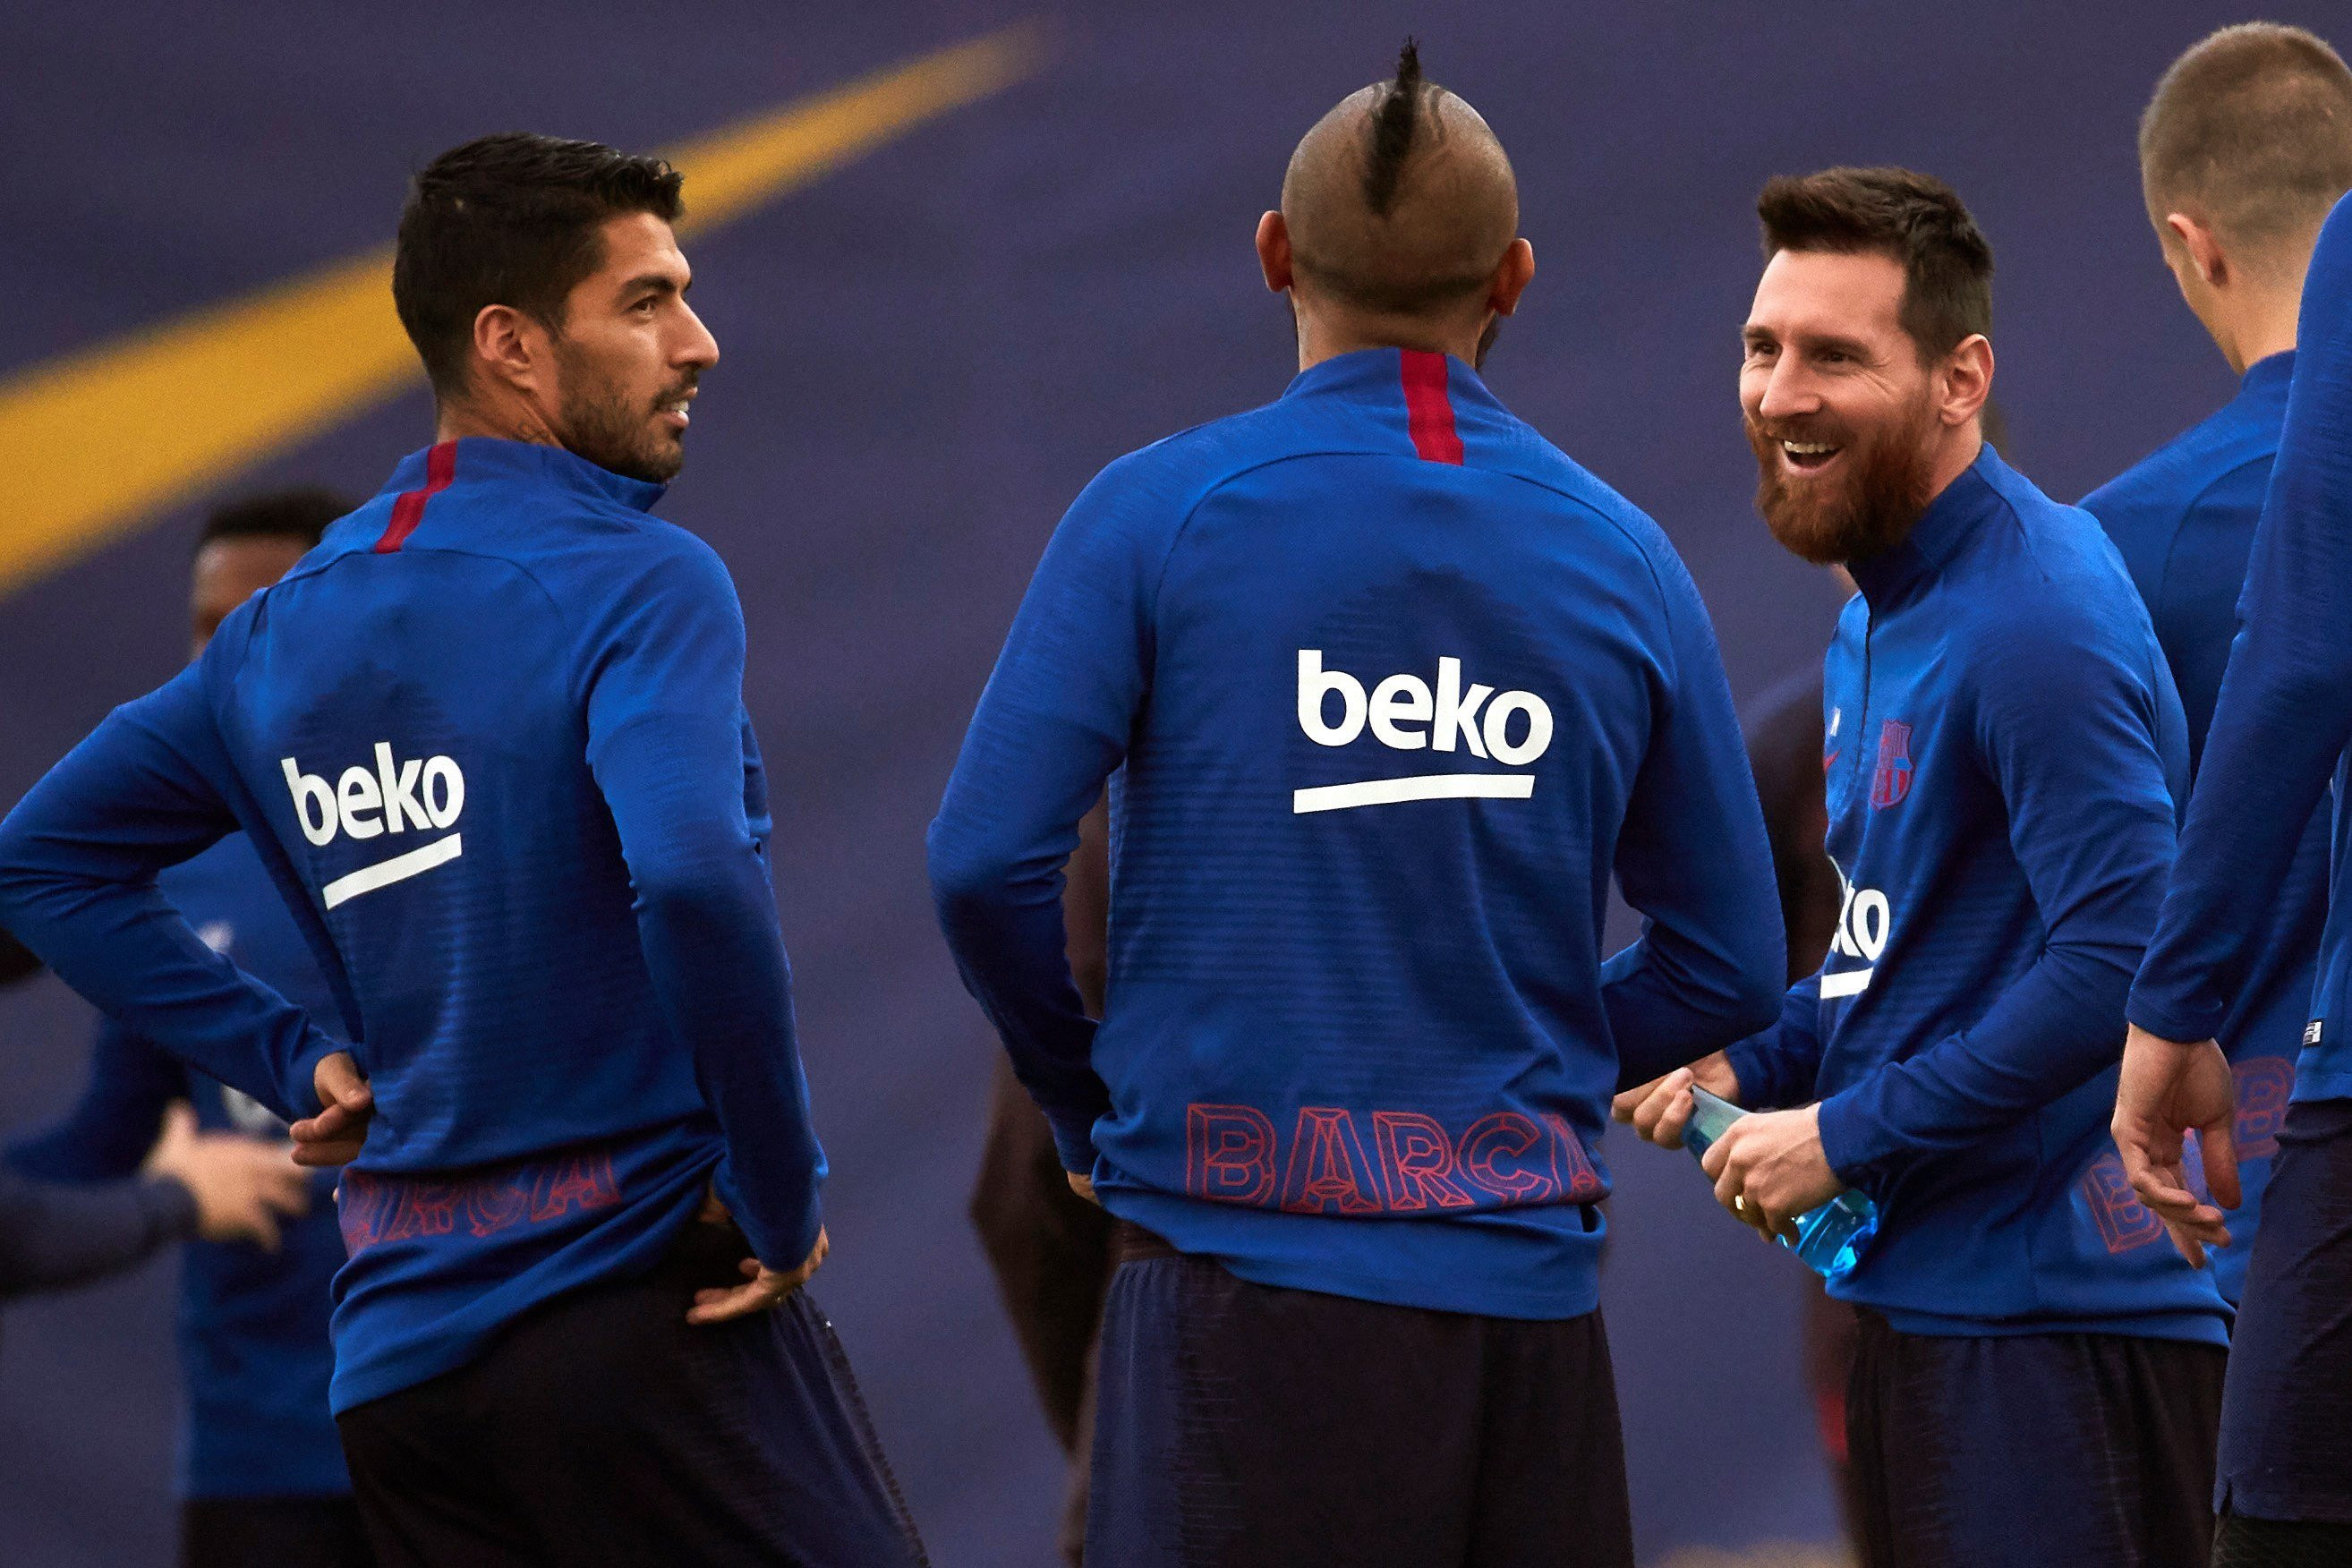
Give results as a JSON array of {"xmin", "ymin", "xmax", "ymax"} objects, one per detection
[
  {"xmin": 1747, "ymin": 396, "xmax": 1939, "ymax": 567},
  {"xmin": 551, "ymin": 343, "xmax": 694, "ymax": 484}
]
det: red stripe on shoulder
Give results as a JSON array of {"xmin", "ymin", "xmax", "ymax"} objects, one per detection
[
  {"xmin": 374, "ymin": 441, "xmax": 459, "ymax": 554},
  {"xmin": 1400, "ymin": 350, "xmax": 1464, "ymax": 465}
]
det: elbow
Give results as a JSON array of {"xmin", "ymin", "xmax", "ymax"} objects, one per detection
[{"xmin": 925, "ymin": 822, "xmax": 1020, "ymax": 931}]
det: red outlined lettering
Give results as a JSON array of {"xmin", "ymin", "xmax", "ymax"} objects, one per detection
[
  {"xmin": 1372, "ymin": 1111, "xmax": 1478, "ymax": 1211},
  {"xmin": 531, "ymin": 1155, "xmax": 622, "ymax": 1223},
  {"xmin": 1187, "ymin": 1104, "xmax": 1277, "ymax": 1206},
  {"xmin": 338, "ymin": 1152, "xmax": 626, "ymax": 1255},
  {"xmin": 2235, "ymin": 1056, "xmax": 2294, "ymax": 1161},
  {"xmin": 2080, "ymin": 1149, "xmax": 2164, "ymax": 1254},
  {"xmin": 1542, "ymin": 1113, "xmax": 1609, "ymax": 1202},
  {"xmin": 1457, "ymin": 1112, "xmax": 1558, "ymax": 1202},
  {"xmin": 1280, "ymin": 1107, "xmax": 1385, "ymax": 1214}
]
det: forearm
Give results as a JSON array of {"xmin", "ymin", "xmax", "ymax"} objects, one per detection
[
  {"xmin": 1819, "ymin": 944, "xmax": 2130, "ymax": 1179},
  {"xmin": 0, "ymin": 1170, "xmax": 195, "ymax": 1298},
  {"xmin": 1720, "ymin": 976, "xmax": 1826, "ymax": 1109}
]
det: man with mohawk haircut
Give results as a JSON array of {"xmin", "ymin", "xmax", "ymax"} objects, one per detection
[{"xmin": 932, "ymin": 43, "xmax": 1782, "ymax": 1565}]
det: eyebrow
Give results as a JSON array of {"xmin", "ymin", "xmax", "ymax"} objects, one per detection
[{"xmin": 620, "ymin": 272, "xmax": 686, "ymax": 300}]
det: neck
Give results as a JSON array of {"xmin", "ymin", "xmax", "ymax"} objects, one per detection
[
  {"xmin": 1291, "ymin": 301, "xmax": 1487, "ymax": 372},
  {"xmin": 2213, "ymin": 285, "xmax": 2300, "ymax": 376},
  {"xmin": 433, "ymin": 388, "xmax": 564, "ymax": 451},
  {"xmin": 1925, "ymin": 425, "xmax": 1985, "ymax": 505}
]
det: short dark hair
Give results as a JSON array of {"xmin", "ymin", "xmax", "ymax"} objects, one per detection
[
  {"xmin": 392, "ymin": 132, "xmax": 686, "ymax": 396},
  {"xmin": 2141, "ymin": 24, "xmax": 2352, "ymax": 260},
  {"xmin": 1756, "ymin": 166, "xmax": 1994, "ymax": 362},
  {"xmin": 196, "ymin": 487, "xmax": 352, "ymax": 555}
]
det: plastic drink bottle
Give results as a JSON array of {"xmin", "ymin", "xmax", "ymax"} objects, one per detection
[{"xmin": 1682, "ymin": 1085, "xmax": 1877, "ymax": 1281}]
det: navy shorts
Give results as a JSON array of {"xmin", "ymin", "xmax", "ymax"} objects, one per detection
[
  {"xmin": 337, "ymin": 1216, "xmax": 927, "ymax": 1567},
  {"xmin": 1846, "ymin": 1309, "xmax": 2224, "ymax": 1568},
  {"xmin": 2218, "ymin": 1096, "xmax": 2352, "ymax": 1523},
  {"xmin": 1087, "ymin": 1225, "xmax": 1632, "ymax": 1568}
]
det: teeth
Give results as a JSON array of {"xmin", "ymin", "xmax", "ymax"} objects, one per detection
[{"xmin": 1782, "ymin": 440, "xmax": 1836, "ymax": 456}]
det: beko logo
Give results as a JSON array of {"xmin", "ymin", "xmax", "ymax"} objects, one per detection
[
  {"xmin": 1292, "ymin": 650, "xmax": 1552, "ymax": 814},
  {"xmin": 1822, "ymin": 866, "xmax": 1890, "ymax": 999},
  {"xmin": 282, "ymin": 745, "xmax": 465, "ymax": 908}
]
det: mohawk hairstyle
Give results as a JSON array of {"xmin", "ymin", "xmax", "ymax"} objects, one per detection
[{"xmin": 1364, "ymin": 39, "xmax": 1427, "ymax": 217}]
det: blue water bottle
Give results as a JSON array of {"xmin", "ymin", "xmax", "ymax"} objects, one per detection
[{"xmin": 1682, "ymin": 1085, "xmax": 1877, "ymax": 1281}]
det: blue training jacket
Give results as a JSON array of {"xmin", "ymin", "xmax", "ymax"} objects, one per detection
[
  {"xmin": 2135, "ymin": 193, "xmax": 2352, "ymax": 1105},
  {"xmin": 2081, "ymin": 350, "xmax": 2319, "ymax": 1304},
  {"xmin": 0, "ymin": 437, "xmax": 822, "ymax": 1412},
  {"xmin": 8, "ymin": 834, "xmax": 347, "ymax": 1496},
  {"xmin": 1726, "ymin": 445, "xmax": 2231, "ymax": 1346},
  {"xmin": 929, "ymin": 347, "xmax": 1785, "ymax": 1322}
]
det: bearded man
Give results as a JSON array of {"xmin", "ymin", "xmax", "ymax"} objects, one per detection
[
  {"xmin": 0, "ymin": 133, "xmax": 925, "ymax": 1565},
  {"xmin": 1615, "ymin": 166, "xmax": 2229, "ymax": 1568}
]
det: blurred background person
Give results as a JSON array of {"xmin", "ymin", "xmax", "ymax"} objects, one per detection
[
  {"xmin": 968, "ymin": 794, "xmax": 1110, "ymax": 1568},
  {"xmin": 2084, "ymin": 23, "xmax": 2352, "ymax": 1311},
  {"xmin": 5, "ymin": 490, "xmax": 375, "ymax": 1568}
]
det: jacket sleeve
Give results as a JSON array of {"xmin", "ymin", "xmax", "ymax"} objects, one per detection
[
  {"xmin": 2132, "ymin": 192, "xmax": 2352, "ymax": 1043},
  {"xmin": 7, "ymin": 1020, "xmax": 189, "ymax": 1182},
  {"xmin": 927, "ymin": 456, "xmax": 1174, "ymax": 1173},
  {"xmin": 0, "ymin": 663, "xmax": 343, "ymax": 1121},
  {"xmin": 1722, "ymin": 975, "xmax": 1827, "ymax": 1110},
  {"xmin": 0, "ymin": 1167, "xmax": 197, "ymax": 1299},
  {"xmin": 584, "ymin": 538, "xmax": 823, "ymax": 1272},
  {"xmin": 1602, "ymin": 542, "xmax": 1787, "ymax": 1090}
]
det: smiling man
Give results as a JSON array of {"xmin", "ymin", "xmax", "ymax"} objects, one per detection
[
  {"xmin": 1615, "ymin": 167, "xmax": 2228, "ymax": 1568},
  {"xmin": 0, "ymin": 133, "xmax": 923, "ymax": 1564}
]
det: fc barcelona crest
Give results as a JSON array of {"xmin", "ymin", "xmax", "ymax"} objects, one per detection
[{"xmin": 1870, "ymin": 720, "xmax": 1913, "ymax": 809}]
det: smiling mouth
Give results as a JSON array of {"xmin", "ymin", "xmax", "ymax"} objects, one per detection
[
  {"xmin": 1780, "ymin": 439, "xmax": 1841, "ymax": 473},
  {"xmin": 656, "ymin": 395, "xmax": 694, "ymax": 431}
]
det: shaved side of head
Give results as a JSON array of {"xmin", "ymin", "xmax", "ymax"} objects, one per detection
[{"xmin": 1281, "ymin": 42, "xmax": 1519, "ymax": 318}]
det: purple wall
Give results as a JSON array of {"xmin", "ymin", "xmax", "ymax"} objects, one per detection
[{"xmin": 1, "ymin": 4, "xmax": 2329, "ymax": 1561}]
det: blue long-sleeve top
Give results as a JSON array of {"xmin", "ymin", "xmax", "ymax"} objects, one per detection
[
  {"xmin": 2134, "ymin": 193, "xmax": 2352, "ymax": 1105},
  {"xmin": 930, "ymin": 347, "xmax": 1784, "ymax": 1321},
  {"xmin": 1726, "ymin": 446, "xmax": 2229, "ymax": 1345},
  {"xmin": 0, "ymin": 1169, "xmax": 194, "ymax": 1300},
  {"xmin": 2080, "ymin": 350, "xmax": 2317, "ymax": 1304},
  {"xmin": 0, "ymin": 439, "xmax": 823, "ymax": 1412},
  {"xmin": 9, "ymin": 834, "xmax": 348, "ymax": 1497}
]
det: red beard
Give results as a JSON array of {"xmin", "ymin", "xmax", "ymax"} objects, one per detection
[{"xmin": 1747, "ymin": 394, "xmax": 1939, "ymax": 567}]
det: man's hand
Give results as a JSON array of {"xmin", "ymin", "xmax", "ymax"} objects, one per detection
[
  {"xmin": 687, "ymin": 1226, "xmax": 829, "ymax": 1325},
  {"xmin": 142, "ymin": 1103, "xmax": 311, "ymax": 1248},
  {"xmin": 2113, "ymin": 1024, "xmax": 2239, "ymax": 1267},
  {"xmin": 1611, "ymin": 1053, "xmax": 1741, "ymax": 1149},
  {"xmin": 1700, "ymin": 1104, "xmax": 1842, "ymax": 1242},
  {"xmin": 290, "ymin": 1052, "xmax": 372, "ymax": 1168},
  {"xmin": 1067, "ymin": 1172, "xmax": 1099, "ymax": 1206}
]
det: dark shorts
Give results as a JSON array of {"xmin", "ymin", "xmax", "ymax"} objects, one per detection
[
  {"xmin": 181, "ymin": 1496, "xmax": 374, "ymax": 1568},
  {"xmin": 1846, "ymin": 1309, "xmax": 2224, "ymax": 1568},
  {"xmin": 2217, "ymin": 1096, "xmax": 2352, "ymax": 1524},
  {"xmin": 336, "ymin": 1217, "xmax": 926, "ymax": 1568},
  {"xmin": 1087, "ymin": 1225, "xmax": 1632, "ymax": 1568}
]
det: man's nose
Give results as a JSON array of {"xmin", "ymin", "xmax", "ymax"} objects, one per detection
[
  {"xmin": 677, "ymin": 303, "xmax": 720, "ymax": 371},
  {"xmin": 1754, "ymin": 360, "xmax": 1820, "ymax": 422}
]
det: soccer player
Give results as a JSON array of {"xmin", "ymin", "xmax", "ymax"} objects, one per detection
[
  {"xmin": 929, "ymin": 45, "xmax": 1784, "ymax": 1565},
  {"xmin": 1616, "ymin": 167, "xmax": 2230, "ymax": 1568},
  {"xmin": 2117, "ymin": 155, "xmax": 2352, "ymax": 1568},
  {"xmin": 7, "ymin": 489, "xmax": 376, "ymax": 1568},
  {"xmin": 0, "ymin": 134, "xmax": 924, "ymax": 1565},
  {"xmin": 2084, "ymin": 25, "xmax": 2352, "ymax": 1316}
]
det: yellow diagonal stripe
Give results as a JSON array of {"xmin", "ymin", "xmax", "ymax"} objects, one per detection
[{"xmin": 0, "ymin": 24, "xmax": 1042, "ymax": 598}]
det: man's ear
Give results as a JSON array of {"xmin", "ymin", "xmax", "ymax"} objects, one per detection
[
  {"xmin": 1487, "ymin": 237, "xmax": 1535, "ymax": 318},
  {"xmin": 1257, "ymin": 210, "xmax": 1293, "ymax": 294},
  {"xmin": 470, "ymin": 303, "xmax": 546, "ymax": 398},
  {"xmin": 1940, "ymin": 333, "xmax": 1994, "ymax": 429},
  {"xmin": 2164, "ymin": 212, "xmax": 2229, "ymax": 289}
]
